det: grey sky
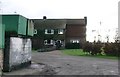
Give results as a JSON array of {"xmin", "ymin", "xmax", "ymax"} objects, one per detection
[{"xmin": 0, "ymin": 0, "xmax": 119, "ymax": 42}]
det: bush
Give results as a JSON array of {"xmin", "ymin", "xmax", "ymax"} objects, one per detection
[
  {"xmin": 82, "ymin": 42, "xmax": 92, "ymax": 54},
  {"xmin": 91, "ymin": 43, "xmax": 102, "ymax": 55},
  {"xmin": 82, "ymin": 42, "xmax": 119, "ymax": 56},
  {"xmin": 104, "ymin": 43, "xmax": 119, "ymax": 56},
  {"xmin": 82, "ymin": 42, "xmax": 103, "ymax": 55},
  {"xmin": 65, "ymin": 43, "xmax": 80, "ymax": 49}
]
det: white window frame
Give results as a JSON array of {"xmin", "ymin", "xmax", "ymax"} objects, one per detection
[
  {"xmin": 58, "ymin": 29, "xmax": 64, "ymax": 34},
  {"xmin": 44, "ymin": 40, "xmax": 54, "ymax": 45},
  {"xmin": 45, "ymin": 29, "xmax": 54, "ymax": 34},
  {"xmin": 70, "ymin": 40, "xmax": 80, "ymax": 43}
]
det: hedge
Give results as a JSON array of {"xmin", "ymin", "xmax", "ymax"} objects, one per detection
[{"xmin": 65, "ymin": 43, "xmax": 81, "ymax": 49}]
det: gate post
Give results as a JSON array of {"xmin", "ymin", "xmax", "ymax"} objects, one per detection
[{"xmin": 1, "ymin": 15, "xmax": 34, "ymax": 72}]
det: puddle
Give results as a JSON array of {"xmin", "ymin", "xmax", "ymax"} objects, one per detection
[{"xmin": 29, "ymin": 63, "xmax": 45, "ymax": 69}]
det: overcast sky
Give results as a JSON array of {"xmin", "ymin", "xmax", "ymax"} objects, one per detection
[{"xmin": 0, "ymin": 0, "xmax": 119, "ymax": 42}]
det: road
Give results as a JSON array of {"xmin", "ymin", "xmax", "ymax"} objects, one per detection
[{"xmin": 32, "ymin": 50, "xmax": 119, "ymax": 75}]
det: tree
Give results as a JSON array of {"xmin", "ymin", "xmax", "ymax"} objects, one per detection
[{"xmin": 114, "ymin": 28, "xmax": 120, "ymax": 43}]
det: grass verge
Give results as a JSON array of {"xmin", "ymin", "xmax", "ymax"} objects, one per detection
[{"xmin": 61, "ymin": 49, "xmax": 118, "ymax": 60}]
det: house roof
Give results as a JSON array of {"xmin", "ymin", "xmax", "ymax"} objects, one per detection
[
  {"xmin": 32, "ymin": 19, "xmax": 66, "ymax": 29},
  {"xmin": 66, "ymin": 19, "xmax": 85, "ymax": 24},
  {"xmin": 32, "ymin": 18, "xmax": 87, "ymax": 29}
]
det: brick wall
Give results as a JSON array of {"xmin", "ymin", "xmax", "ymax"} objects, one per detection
[
  {"xmin": 65, "ymin": 24, "xmax": 86, "ymax": 43},
  {"xmin": 66, "ymin": 24, "xmax": 86, "ymax": 37}
]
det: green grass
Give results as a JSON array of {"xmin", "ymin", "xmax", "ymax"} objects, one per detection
[{"xmin": 61, "ymin": 49, "xmax": 118, "ymax": 60}]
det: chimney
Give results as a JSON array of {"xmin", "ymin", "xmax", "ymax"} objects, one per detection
[
  {"xmin": 43, "ymin": 16, "xmax": 47, "ymax": 19},
  {"xmin": 84, "ymin": 17, "xmax": 87, "ymax": 25}
]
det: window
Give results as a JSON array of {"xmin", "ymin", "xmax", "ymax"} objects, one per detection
[
  {"xmin": 55, "ymin": 40, "xmax": 63, "ymax": 46},
  {"xmin": 44, "ymin": 40, "xmax": 54, "ymax": 45},
  {"xmin": 45, "ymin": 29, "xmax": 54, "ymax": 34},
  {"xmin": 58, "ymin": 29, "xmax": 64, "ymax": 34},
  {"xmin": 34, "ymin": 29, "xmax": 37, "ymax": 34},
  {"xmin": 70, "ymin": 40, "xmax": 79, "ymax": 43},
  {"xmin": 56, "ymin": 40, "xmax": 62, "ymax": 43}
]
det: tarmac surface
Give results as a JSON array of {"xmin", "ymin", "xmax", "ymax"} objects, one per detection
[{"xmin": 3, "ymin": 50, "xmax": 119, "ymax": 75}]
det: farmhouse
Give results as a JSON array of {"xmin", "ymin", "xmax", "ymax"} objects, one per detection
[{"xmin": 32, "ymin": 16, "xmax": 87, "ymax": 49}]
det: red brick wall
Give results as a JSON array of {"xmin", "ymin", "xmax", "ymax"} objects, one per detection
[
  {"xmin": 66, "ymin": 24, "xmax": 86, "ymax": 37},
  {"xmin": 65, "ymin": 24, "xmax": 86, "ymax": 43}
]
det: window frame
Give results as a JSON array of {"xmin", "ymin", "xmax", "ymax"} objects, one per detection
[
  {"xmin": 58, "ymin": 29, "xmax": 64, "ymax": 34},
  {"xmin": 70, "ymin": 40, "xmax": 80, "ymax": 43},
  {"xmin": 44, "ymin": 39, "xmax": 54, "ymax": 45},
  {"xmin": 45, "ymin": 29, "xmax": 54, "ymax": 34}
]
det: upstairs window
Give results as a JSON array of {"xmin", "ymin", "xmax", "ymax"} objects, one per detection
[
  {"xmin": 58, "ymin": 29, "xmax": 64, "ymax": 34},
  {"xmin": 45, "ymin": 29, "xmax": 54, "ymax": 34}
]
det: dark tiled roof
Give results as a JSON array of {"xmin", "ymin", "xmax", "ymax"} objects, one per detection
[{"xmin": 32, "ymin": 18, "xmax": 86, "ymax": 29}]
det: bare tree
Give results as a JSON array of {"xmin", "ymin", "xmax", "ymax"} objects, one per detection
[{"xmin": 114, "ymin": 28, "xmax": 119, "ymax": 43}]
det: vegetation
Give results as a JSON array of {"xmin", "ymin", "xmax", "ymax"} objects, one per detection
[
  {"xmin": 61, "ymin": 49, "xmax": 118, "ymax": 59},
  {"xmin": 65, "ymin": 43, "xmax": 81, "ymax": 49},
  {"xmin": 82, "ymin": 41, "xmax": 119, "ymax": 56}
]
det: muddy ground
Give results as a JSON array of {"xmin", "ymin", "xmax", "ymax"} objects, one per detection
[{"xmin": 32, "ymin": 50, "xmax": 119, "ymax": 75}]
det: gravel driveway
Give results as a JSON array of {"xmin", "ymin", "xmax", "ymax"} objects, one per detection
[{"xmin": 32, "ymin": 50, "xmax": 119, "ymax": 75}]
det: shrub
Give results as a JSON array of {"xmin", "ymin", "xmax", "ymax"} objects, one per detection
[
  {"xmin": 65, "ymin": 43, "xmax": 80, "ymax": 49},
  {"xmin": 104, "ymin": 43, "xmax": 119, "ymax": 56},
  {"xmin": 82, "ymin": 42, "xmax": 119, "ymax": 56},
  {"xmin": 91, "ymin": 43, "xmax": 102, "ymax": 55},
  {"xmin": 83, "ymin": 42, "xmax": 103, "ymax": 55},
  {"xmin": 82, "ymin": 42, "xmax": 92, "ymax": 54}
]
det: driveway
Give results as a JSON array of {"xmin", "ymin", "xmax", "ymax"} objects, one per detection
[{"xmin": 32, "ymin": 50, "xmax": 119, "ymax": 75}]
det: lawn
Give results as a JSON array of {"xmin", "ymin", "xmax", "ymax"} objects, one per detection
[{"xmin": 61, "ymin": 49, "xmax": 118, "ymax": 60}]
